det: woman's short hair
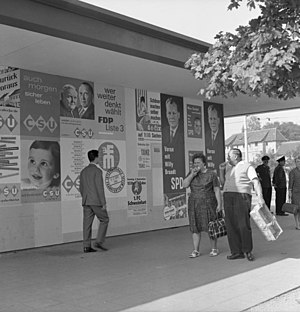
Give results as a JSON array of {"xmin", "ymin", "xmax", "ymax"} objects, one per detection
[{"xmin": 192, "ymin": 153, "xmax": 207, "ymax": 166}]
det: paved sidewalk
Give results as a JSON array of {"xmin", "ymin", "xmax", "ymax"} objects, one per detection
[{"xmin": 0, "ymin": 211, "xmax": 299, "ymax": 312}]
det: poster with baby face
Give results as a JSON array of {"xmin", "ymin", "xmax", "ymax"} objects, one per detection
[{"xmin": 20, "ymin": 138, "xmax": 61, "ymax": 203}]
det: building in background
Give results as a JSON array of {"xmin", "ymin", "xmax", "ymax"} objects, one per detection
[{"xmin": 225, "ymin": 128, "xmax": 288, "ymax": 162}]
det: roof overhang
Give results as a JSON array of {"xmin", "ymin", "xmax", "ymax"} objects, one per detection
[{"xmin": 1, "ymin": 0, "xmax": 299, "ymax": 117}]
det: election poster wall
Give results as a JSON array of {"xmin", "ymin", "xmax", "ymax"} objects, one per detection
[{"xmin": 0, "ymin": 66, "xmax": 225, "ymax": 246}]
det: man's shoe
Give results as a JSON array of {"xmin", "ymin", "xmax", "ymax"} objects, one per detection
[
  {"xmin": 246, "ymin": 252, "xmax": 255, "ymax": 261},
  {"xmin": 276, "ymin": 212, "xmax": 288, "ymax": 216},
  {"xmin": 84, "ymin": 247, "xmax": 97, "ymax": 253},
  {"xmin": 227, "ymin": 253, "xmax": 245, "ymax": 260},
  {"xmin": 94, "ymin": 242, "xmax": 108, "ymax": 251}
]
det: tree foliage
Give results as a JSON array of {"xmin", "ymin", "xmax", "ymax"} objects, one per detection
[
  {"xmin": 247, "ymin": 115, "xmax": 262, "ymax": 131},
  {"xmin": 185, "ymin": 0, "xmax": 300, "ymax": 100},
  {"xmin": 263, "ymin": 120, "xmax": 300, "ymax": 140}
]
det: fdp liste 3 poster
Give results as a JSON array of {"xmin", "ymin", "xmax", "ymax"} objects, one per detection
[{"xmin": 94, "ymin": 84, "xmax": 126, "ymax": 140}]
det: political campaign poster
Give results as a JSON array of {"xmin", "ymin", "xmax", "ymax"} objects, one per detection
[
  {"xmin": 98, "ymin": 140, "xmax": 127, "ymax": 198},
  {"xmin": 127, "ymin": 177, "xmax": 147, "ymax": 216},
  {"xmin": 0, "ymin": 105, "xmax": 21, "ymax": 188},
  {"xmin": 136, "ymin": 90, "xmax": 161, "ymax": 142},
  {"xmin": 187, "ymin": 104, "xmax": 202, "ymax": 138},
  {"xmin": 59, "ymin": 78, "xmax": 96, "ymax": 139},
  {"xmin": 0, "ymin": 68, "xmax": 20, "ymax": 108},
  {"xmin": 161, "ymin": 93, "xmax": 186, "ymax": 220},
  {"xmin": 94, "ymin": 84, "xmax": 126, "ymax": 140},
  {"xmin": 20, "ymin": 70, "xmax": 60, "ymax": 138},
  {"xmin": 204, "ymin": 102, "xmax": 225, "ymax": 176},
  {"xmin": 60, "ymin": 137, "xmax": 95, "ymax": 201},
  {"xmin": 20, "ymin": 138, "xmax": 61, "ymax": 203},
  {"xmin": 137, "ymin": 141, "xmax": 151, "ymax": 170}
]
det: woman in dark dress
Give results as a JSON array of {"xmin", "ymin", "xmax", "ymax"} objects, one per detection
[{"xmin": 183, "ymin": 153, "xmax": 222, "ymax": 258}]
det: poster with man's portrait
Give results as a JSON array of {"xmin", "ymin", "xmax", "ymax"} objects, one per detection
[{"xmin": 204, "ymin": 102, "xmax": 225, "ymax": 176}]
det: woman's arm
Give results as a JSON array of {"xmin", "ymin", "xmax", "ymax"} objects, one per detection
[
  {"xmin": 182, "ymin": 168, "xmax": 198, "ymax": 188},
  {"xmin": 214, "ymin": 186, "xmax": 222, "ymax": 213}
]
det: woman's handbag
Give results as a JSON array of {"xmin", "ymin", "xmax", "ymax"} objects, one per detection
[
  {"xmin": 282, "ymin": 203, "xmax": 299, "ymax": 214},
  {"xmin": 208, "ymin": 212, "xmax": 227, "ymax": 240}
]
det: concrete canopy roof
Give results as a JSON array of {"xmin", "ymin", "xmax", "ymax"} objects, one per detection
[{"xmin": 1, "ymin": 0, "xmax": 300, "ymax": 117}]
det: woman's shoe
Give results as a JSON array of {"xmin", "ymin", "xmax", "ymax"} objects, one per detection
[
  {"xmin": 209, "ymin": 248, "xmax": 219, "ymax": 257},
  {"xmin": 189, "ymin": 250, "xmax": 200, "ymax": 258}
]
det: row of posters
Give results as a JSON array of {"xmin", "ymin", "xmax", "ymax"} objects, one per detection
[{"xmin": 0, "ymin": 68, "xmax": 225, "ymax": 222}]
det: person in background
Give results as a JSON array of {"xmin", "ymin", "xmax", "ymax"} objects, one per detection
[
  {"xmin": 79, "ymin": 149, "xmax": 109, "ymax": 253},
  {"xmin": 183, "ymin": 153, "xmax": 222, "ymax": 258},
  {"xmin": 60, "ymin": 84, "xmax": 80, "ymax": 118},
  {"xmin": 272, "ymin": 155, "xmax": 288, "ymax": 216},
  {"xmin": 219, "ymin": 148, "xmax": 264, "ymax": 261},
  {"xmin": 288, "ymin": 155, "xmax": 300, "ymax": 229},
  {"xmin": 256, "ymin": 155, "xmax": 272, "ymax": 211},
  {"xmin": 78, "ymin": 82, "xmax": 94, "ymax": 120},
  {"xmin": 21, "ymin": 140, "xmax": 60, "ymax": 190}
]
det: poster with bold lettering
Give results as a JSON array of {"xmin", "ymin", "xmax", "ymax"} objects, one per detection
[
  {"xmin": 0, "ymin": 134, "xmax": 21, "ymax": 205},
  {"xmin": 136, "ymin": 90, "xmax": 161, "ymax": 142},
  {"xmin": 98, "ymin": 140, "xmax": 127, "ymax": 198},
  {"xmin": 187, "ymin": 104, "xmax": 202, "ymax": 138},
  {"xmin": 0, "ymin": 68, "xmax": 20, "ymax": 108},
  {"xmin": 60, "ymin": 138, "xmax": 95, "ymax": 201},
  {"xmin": 137, "ymin": 142, "xmax": 151, "ymax": 170},
  {"xmin": 0, "ymin": 105, "xmax": 21, "ymax": 185},
  {"xmin": 204, "ymin": 102, "xmax": 225, "ymax": 176},
  {"xmin": 127, "ymin": 177, "xmax": 147, "ymax": 216},
  {"xmin": 94, "ymin": 84, "xmax": 126, "ymax": 140},
  {"xmin": 59, "ymin": 78, "xmax": 96, "ymax": 139},
  {"xmin": 20, "ymin": 138, "xmax": 61, "ymax": 203},
  {"xmin": 161, "ymin": 94, "xmax": 186, "ymax": 220},
  {"xmin": 20, "ymin": 70, "xmax": 60, "ymax": 138}
]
